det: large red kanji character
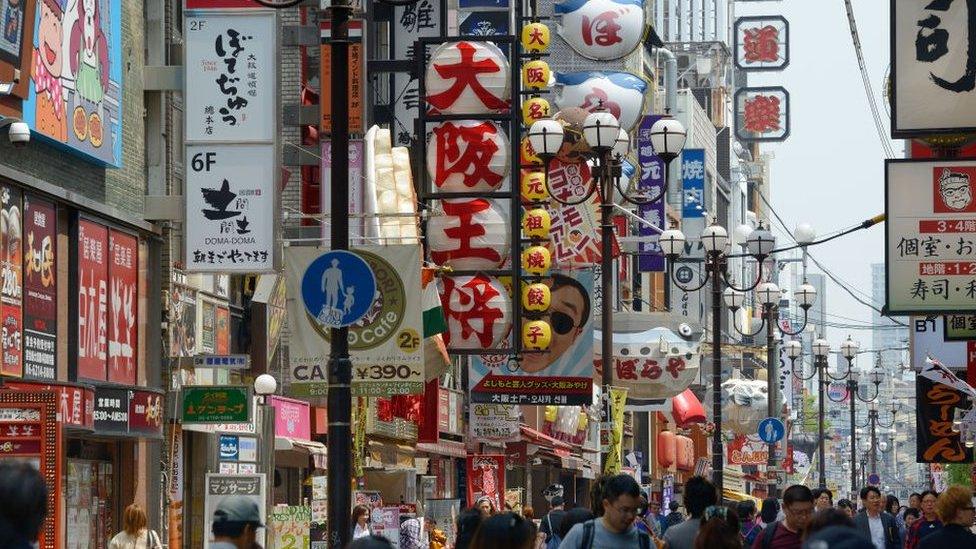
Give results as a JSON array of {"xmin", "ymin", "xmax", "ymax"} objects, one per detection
[
  {"xmin": 525, "ymin": 324, "xmax": 545, "ymax": 345},
  {"xmin": 582, "ymin": 11, "xmax": 623, "ymax": 47},
  {"xmin": 743, "ymin": 25, "xmax": 779, "ymax": 63},
  {"xmin": 743, "ymin": 95, "xmax": 781, "ymax": 134},
  {"xmin": 440, "ymin": 276, "xmax": 506, "ymax": 348},
  {"xmin": 528, "ymin": 28, "xmax": 546, "ymax": 45},
  {"xmin": 580, "ymin": 87, "xmax": 621, "ymax": 120},
  {"xmin": 616, "ymin": 358, "xmax": 638, "ymax": 380},
  {"xmin": 526, "ymin": 287, "xmax": 546, "ymax": 306},
  {"xmin": 433, "ymin": 122, "xmax": 504, "ymax": 189},
  {"xmin": 431, "ymin": 199, "xmax": 504, "ymax": 266},
  {"xmin": 428, "ymin": 42, "xmax": 509, "ymax": 112}
]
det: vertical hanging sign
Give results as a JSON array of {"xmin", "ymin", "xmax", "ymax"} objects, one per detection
[
  {"xmin": 320, "ymin": 19, "xmax": 364, "ymax": 135},
  {"xmin": 0, "ymin": 185, "xmax": 23, "ymax": 377},
  {"xmin": 637, "ymin": 114, "xmax": 666, "ymax": 272},
  {"xmin": 108, "ymin": 230, "xmax": 138, "ymax": 385},
  {"xmin": 23, "ymin": 195, "xmax": 57, "ymax": 380},
  {"xmin": 77, "ymin": 219, "xmax": 109, "ymax": 382}
]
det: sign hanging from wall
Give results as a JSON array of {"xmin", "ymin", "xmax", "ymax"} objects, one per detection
[
  {"xmin": 681, "ymin": 149, "xmax": 706, "ymax": 218},
  {"xmin": 1, "ymin": 185, "xmax": 23, "ymax": 378},
  {"xmin": 23, "ymin": 195, "xmax": 57, "ymax": 381},
  {"xmin": 284, "ymin": 245, "xmax": 424, "ymax": 397},
  {"xmin": 204, "ymin": 474, "xmax": 266, "ymax": 549},
  {"xmin": 170, "ymin": 285, "xmax": 198, "ymax": 358},
  {"xmin": 466, "ymin": 454, "xmax": 505, "ymax": 510},
  {"xmin": 182, "ymin": 386, "xmax": 250, "ymax": 423},
  {"xmin": 734, "ymin": 86, "xmax": 790, "ymax": 142},
  {"xmin": 76, "ymin": 218, "xmax": 108, "ymax": 382},
  {"xmin": 637, "ymin": 114, "xmax": 666, "ymax": 272},
  {"xmin": 891, "ymin": 0, "xmax": 976, "ymax": 136},
  {"xmin": 733, "ymin": 15, "xmax": 789, "ymax": 71},
  {"xmin": 916, "ymin": 358, "xmax": 974, "ymax": 463},
  {"xmin": 390, "ymin": 0, "xmax": 443, "ymax": 147},
  {"xmin": 886, "ymin": 159, "xmax": 976, "ymax": 314},
  {"xmin": 944, "ymin": 314, "xmax": 976, "ymax": 341},
  {"xmin": 108, "ymin": 230, "xmax": 138, "ymax": 385}
]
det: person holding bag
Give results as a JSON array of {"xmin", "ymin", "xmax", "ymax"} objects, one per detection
[{"xmin": 108, "ymin": 503, "xmax": 162, "ymax": 549}]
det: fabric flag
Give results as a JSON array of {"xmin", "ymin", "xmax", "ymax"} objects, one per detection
[
  {"xmin": 422, "ymin": 269, "xmax": 450, "ymax": 381},
  {"xmin": 921, "ymin": 357, "xmax": 976, "ymax": 398},
  {"xmin": 604, "ymin": 386, "xmax": 629, "ymax": 475}
]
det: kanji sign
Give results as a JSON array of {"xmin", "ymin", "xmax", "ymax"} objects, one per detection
[
  {"xmin": 391, "ymin": 0, "xmax": 442, "ymax": 147},
  {"xmin": 108, "ymin": 230, "xmax": 138, "ymax": 385},
  {"xmin": 466, "ymin": 454, "xmax": 505, "ymax": 509},
  {"xmin": 76, "ymin": 218, "xmax": 108, "ymax": 382},
  {"xmin": 0, "ymin": 185, "xmax": 22, "ymax": 378},
  {"xmin": 637, "ymin": 115, "xmax": 666, "ymax": 272},
  {"xmin": 553, "ymin": 71, "xmax": 647, "ymax": 131},
  {"xmin": 204, "ymin": 474, "xmax": 266, "ymax": 549},
  {"xmin": 944, "ymin": 314, "xmax": 976, "ymax": 341},
  {"xmin": 554, "ymin": 0, "xmax": 646, "ymax": 61},
  {"xmin": 23, "ymin": 196, "xmax": 57, "ymax": 381},
  {"xmin": 428, "ymin": 199, "xmax": 510, "ymax": 270},
  {"xmin": 93, "ymin": 386, "xmax": 129, "ymax": 434},
  {"xmin": 734, "ymin": 16, "xmax": 790, "ymax": 71},
  {"xmin": 734, "ymin": 86, "xmax": 790, "ymax": 142},
  {"xmin": 321, "ymin": 19, "xmax": 364, "ymax": 135},
  {"xmin": 425, "ymin": 120, "xmax": 510, "ymax": 192},
  {"xmin": 916, "ymin": 365, "xmax": 973, "ymax": 463},
  {"xmin": 885, "ymin": 159, "xmax": 976, "ymax": 314},
  {"xmin": 440, "ymin": 275, "xmax": 512, "ymax": 350},
  {"xmin": 425, "ymin": 41, "xmax": 511, "ymax": 115},
  {"xmin": 892, "ymin": 0, "xmax": 976, "ymax": 136},
  {"xmin": 182, "ymin": 386, "xmax": 250, "ymax": 423},
  {"xmin": 545, "ymin": 159, "xmax": 617, "ymax": 266},
  {"xmin": 681, "ymin": 149, "xmax": 706, "ymax": 219}
]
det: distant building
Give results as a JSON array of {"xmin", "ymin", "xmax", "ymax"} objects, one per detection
[{"xmin": 871, "ymin": 263, "xmax": 909, "ymax": 370}]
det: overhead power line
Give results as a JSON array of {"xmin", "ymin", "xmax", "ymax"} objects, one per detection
[{"xmin": 842, "ymin": 0, "xmax": 897, "ymax": 159}]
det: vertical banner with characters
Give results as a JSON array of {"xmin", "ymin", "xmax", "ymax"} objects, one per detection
[
  {"xmin": 603, "ymin": 386, "xmax": 628, "ymax": 475},
  {"xmin": 637, "ymin": 115, "xmax": 666, "ymax": 272},
  {"xmin": 25, "ymin": 0, "xmax": 124, "ymax": 166},
  {"xmin": 466, "ymin": 454, "xmax": 505, "ymax": 511},
  {"xmin": 23, "ymin": 195, "xmax": 57, "ymax": 380},
  {"xmin": 915, "ymin": 358, "xmax": 975, "ymax": 463},
  {"xmin": 1, "ymin": 185, "xmax": 23, "ymax": 377},
  {"xmin": 77, "ymin": 218, "xmax": 107, "ymax": 381},
  {"xmin": 470, "ymin": 270, "xmax": 594, "ymax": 405},
  {"xmin": 107, "ymin": 229, "xmax": 137, "ymax": 385}
]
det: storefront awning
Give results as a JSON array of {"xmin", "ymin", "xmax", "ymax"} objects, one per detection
[
  {"xmin": 519, "ymin": 425, "xmax": 573, "ymax": 457},
  {"xmin": 722, "ymin": 488, "xmax": 760, "ymax": 506},
  {"xmin": 416, "ymin": 440, "xmax": 467, "ymax": 459},
  {"xmin": 275, "ymin": 437, "xmax": 327, "ymax": 456}
]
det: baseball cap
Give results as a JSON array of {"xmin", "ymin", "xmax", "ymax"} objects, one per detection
[{"xmin": 213, "ymin": 495, "xmax": 264, "ymax": 527}]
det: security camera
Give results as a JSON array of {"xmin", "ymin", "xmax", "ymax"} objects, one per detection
[
  {"xmin": 8, "ymin": 122, "xmax": 29, "ymax": 148},
  {"xmin": 678, "ymin": 323, "xmax": 693, "ymax": 338}
]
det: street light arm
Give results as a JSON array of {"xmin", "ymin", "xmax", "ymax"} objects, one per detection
[
  {"xmin": 730, "ymin": 308, "xmax": 766, "ymax": 337},
  {"xmin": 721, "ymin": 259, "xmax": 766, "ymax": 292},
  {"xmin": 792, "ymin": 358, "xmax": 819, "ymax": 381},
  {"xmin": 855, "ymin": 382, "xmax": 880, "ymax": 403},
  {"xmin": 825, "ymin": 359, "xmax": 855, "ymax": 381},
  {"xmin": 613, "ymin": 176, "xmax": 667, "ymax": 206},
  {"xmin": 778, "ymin": 308, "xmax": 810, "ymax": 336},
  {"xmin": 545, "ymin": 163, "xmax": 598, "ymax": 206},
  {"xmin": 878, "ymin": 413, "xmax": 897, "ymax": 429}
]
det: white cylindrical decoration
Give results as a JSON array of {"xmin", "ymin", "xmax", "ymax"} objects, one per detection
[
  {"xmin": 428, "ymin": 199, "xmax": 511, "ymax": 270},
  {"xmin": 427, "ymin": 120, "xmax": 510, "ymax": 193},
  {"xmin": 582, "ymin": 110, "xmax": 620, "ymax": 150}
]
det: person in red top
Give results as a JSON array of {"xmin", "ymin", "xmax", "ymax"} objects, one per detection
[
  {"xmin": 904, "ymin": 490, "xmax": 942, "ymax": 549},
  {"xmin": 751, "ymin": 485, "xmax": 814, "ymax": 549}
]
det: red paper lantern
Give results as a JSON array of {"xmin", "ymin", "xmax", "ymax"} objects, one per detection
[
  {"xmin": 657, "ymin": 430, "xmax": 675, "ymax": 468},
  {"xmin": 425, "ymin": 41, "xmax": 511, "ymax": 115}
]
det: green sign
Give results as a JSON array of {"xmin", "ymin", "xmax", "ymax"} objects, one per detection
[
  {"xmin": 182, "ymin": 386, "xmax": 250, "ymax": 423},
  {"xmin": 944, "ymin": 315, "xmax": 976, "ymax": 341}
]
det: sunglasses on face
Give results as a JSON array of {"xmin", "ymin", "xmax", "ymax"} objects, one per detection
[{"xmin": 549, "ymin": 311, "xmax": 577, "ymax": 335}]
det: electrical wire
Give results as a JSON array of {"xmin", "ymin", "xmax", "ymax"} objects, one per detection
[{"xmin": 842, "ymin": 0, "xmax": 897, "ymax": 159}]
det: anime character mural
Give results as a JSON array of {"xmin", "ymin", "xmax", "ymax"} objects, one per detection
[{"xmin": 25, "ymin": 0, "xmax": 122, "ymax": 166}]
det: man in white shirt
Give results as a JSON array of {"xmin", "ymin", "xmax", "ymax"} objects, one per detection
[{"xmin": 854, "ymin": 486, "xmax": 901, "ymax": 549}]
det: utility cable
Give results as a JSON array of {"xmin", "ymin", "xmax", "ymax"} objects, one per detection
[{"xmin": 842, "ymin": 0, "xmax": 896, "ymax": 159}]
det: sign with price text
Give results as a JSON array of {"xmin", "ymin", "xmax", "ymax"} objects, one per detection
[{"xmin": 886, "ymin": 159, "xmax": 976, "ymax": 314}]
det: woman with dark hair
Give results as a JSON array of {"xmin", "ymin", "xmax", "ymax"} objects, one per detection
[
  {"xmin": 352, "ymin": 505, "xmax": 372, "ymax": 540},
  {"xmin": 470, "ymin": 512, "xmax": 540, "ymax": 549},
  {"xmin": 347, "ymin": 535, "xmax": 393, "ymax": 549},
  {"xmin": 455, "ymin": 508, "xmax": 484, "ymax": 549},
  {"xmin": 917, "ymin": 485, "xmax": 976, "ymax": 548},
  {"xmin": 886, "ymin": 494, "xmax": 907, "ymax": 541},
  {"xmin": 836, "ymin": 498, "xmax": 856, "ymax": 518},
  {"xmin": 694, "ymin": 505, "xmax": 741, "ymax": 549},
  {"xmin": 736, "ymin": 500, "xmax": 761, "ymax": 546},
  {"xmin": 759, "ymin": 498, "xmax": 780, "ymax": 527},
  {"xmin": 0, "ymin": 462, "xmax": 48, "ymax": 549},
  {"xmin": 805, "ymin": 507, "xmax": 856, "ymax": 538},
  {"xmin": 556, "ymin": 507, "xmax": 595, "ymax": 540}
]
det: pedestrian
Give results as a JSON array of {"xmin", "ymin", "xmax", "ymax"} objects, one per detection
[
  {"xmin": 556, "ymin": 507, "xmax": 595, "ymax": 541},
  {"xmin": 400, "ymin": 516, "xmax": 428, "ymax": 549},
  {"xmin": 209, "ymin": 495, "xmax": 265, "ymax": 549},
  {"xmin": 352, "ymin": 505, "xmax": 372, "ymax": 540},
  {"xmin": 523, "ymin": 507, "xmax": 536, "ymax": 522},
  {"xmin": 108, "ymin": 503, "xmax": 163, "ymax": 549},
  {"xmin": 540, "ymin": 495, "xmax": 567, "ymax": 548},
  {"xmin": 0, "ymin": 462, "xmax": 48, "ymax": 549},
  {"xmin": 662, "ymin": 475, "xmax": 717, "ymax": 549},
  {"xmin": 641, "ymin": 497, "xmax": 667, "ymax": 538},
  {"xmin": 907, "ymin": 493, "xmax": 922, "ymax": 512},
  {"xmin": 589, "ymin": 476, "xmax": 609, "ymax": 517},
  {"xmin": 917, "ymin": 485, "xmax": 976, "ymax": 548},
  {"xmin": 884, "ymin": 494, "xmax": 906, "ymax": 541},
  {"xmin": 347, "ymin": 535, "xmax": 394, "ymax": 549},
  {"xmin": 852, "ymin": 486, "xmax": 900, "ymax": 549},
  {"xmin": 664, "ymin": 501, "xmax": 684, "ymax": 532},
  {"xmin": 903, "ymin": 508, "xmax": 920, "ymax": 531},
  {"xmin": 471, "ymin": 512, "xmax": 540, "ymax": 549},
  {"xmin": 805, "ymin": 507, "xmax": 855, "ymax": 538},
  {"xmin": 759, "ymin": 498, "xmax": 780, "ymax": 528},
  {"xmin": 836, "ymin": 499, "xmax": 856, "ymax": 519},
  {"xmin": 475, "ymin": 497, "xmax": 497, "ymax": 517},
  {"xmin": 694, "ymin": 505, "xmax": 742, "ymax": 549},
  {"xmin": 559, "ymin": 474, "xmax": 653, "ymax": 548},
  {"xmin": 455, "ymin": 509, "xmax": 484, "ymax": 549},
  {"xmin": 812, "ymin": 489, "xmax": 833, "ymax": 512},
  {"xmin": 904, "ymin": 490, "xmax": 942, "ymax": 549},
  {"xmin": 802, "ymin": 525, "xmax": 874, "ymax": 549},
  {"xmin": 752, "ymin": 484, "xmax": 814, "ymax": 549},
  {"xmin": 737, "ymin": 500, "xmax": 762, "ymax": 546}
]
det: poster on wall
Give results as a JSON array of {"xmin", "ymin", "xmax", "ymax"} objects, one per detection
[
  {"xmin": 0, "ymin": 185, "xmax": 23, "ymax": 377},
  {"xmin": 216, "ymin": 305, "xmax": 230, "ymax": 355},
  {"xmin": 23, "ymin": 0, "xmax": 124, "ymax": 166},
  {"xmin": 22, "ymin": 195, "xmax": 56, "ymax": 380},
  {"xmin": 891, "ymin": 1, "xmax": 976, "ymax": 136},
  {"xmin": 470, "ymin": 270, "xmax": 594, "ymax": 405},
  {"xmin": 204, "ymin": 474, "xmax": 266, "ymax": 549},
  {"xmin": 169, "ymin": 285, "xmax": 197, "ymax": 358},
  {"xmin": 886, "ymin": 159, "xmax": 976, "ymax": 314},
  {"xmin": 107, "ymin": 230, "xmax": 137, "ymax": 385},
  {"xmin": 77, "ymin": 218, "xmax": 108, "ymax": 381},
  {"xmin": 465, "ymin": 454, "xmax": 504, "ymax": 511},
  {"xmin": 199, "ymin": 299, "xmax": 216, "ymax": 355},
  {"xmin": 269, "ymin": 506, "xmax": 311, "ymax": 549}
]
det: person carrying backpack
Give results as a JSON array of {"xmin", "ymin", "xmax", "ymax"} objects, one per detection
[
  {"xmin": 541, "ymin": 496, "xmax": 566, "ymax": 549},
  {"xmin": 558, "ymin": 474, "xmax": 653, "ymax": 548},
  {"xmin": 736, "ymin": 500, "xmax": 761, "ymax": 546}
]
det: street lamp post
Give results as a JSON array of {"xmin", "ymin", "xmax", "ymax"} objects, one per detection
[
  {"xmin": 862, "ymin": 402, "xmax": 897, "ymax": 482},
  {"xmin": 660, "ymin": 222, "xmax": 774, "ymax": 495},
  {"xmin": 828, "ymin": 336, "xmax": 881, "ymax": 498},
  {"xmin": 812, "ymin": 338, "xmax": 831, "ymax": 489}
]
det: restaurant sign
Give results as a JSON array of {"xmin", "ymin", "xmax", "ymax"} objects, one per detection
[{"xmin": 182, "ymin": 386, "xmax": 250, "ymax": 423}]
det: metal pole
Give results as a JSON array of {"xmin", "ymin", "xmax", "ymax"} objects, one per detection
[
  {"xmin": 766, "ymin": 305, "xmax": 779, "ymax": 498},
  {"xmin": 849, "ymin": 379, "xmax": 857, "ymax": 499},
  {"xmin": 818, "ymin": 356, "xmax": 827, "ymax": 489},
  {"xmin": 327, "ymin": 2, "xmax": 353, "ymax": 547},
  {"xmin": 869, "ymin": 410, "xmax": 877, "ymax": 479},
  {"xmin": 710, "ymin": 255, "xmax": 723, "ymax": 495},
  {"xmin": 601, "ymin": 157, "xmax": 615, "ymax": 470}
]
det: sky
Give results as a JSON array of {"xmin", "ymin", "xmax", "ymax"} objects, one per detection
[{"xmin": 736, "ymin": 0, "xmax": 901, "ymax": 350}]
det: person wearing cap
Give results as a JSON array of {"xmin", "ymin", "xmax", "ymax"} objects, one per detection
[
  {"xmin": 211, "ymin": 495, "xmax": 264, "ymax": 549},
  {"xmin": 540, "ymin": 495, "xmax": 566, "ymax": 543}
]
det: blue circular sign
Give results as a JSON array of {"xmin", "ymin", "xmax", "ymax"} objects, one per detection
[
  {"xmin": 757, "ymin": 417, "xmax": 785, "ymax": 444},
  {"xmin": 301, "ymin": 250, "xmax": 377, "ymax": 329},
  {"xmin": 868, "ymin": 473, "xmax": 880, "ymax": 486}
]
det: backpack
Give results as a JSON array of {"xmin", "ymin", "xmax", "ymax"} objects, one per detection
[
  {"xmin": 581, "ymin": 519, "xmax": 651, "ymax": 549},
  {"xmin": 760, "ymin": 521, "xmax": 780, "ymax": 549},
  {"xmin": 545, "ymin": 515, "xmax": 562, "ymax": 549}
]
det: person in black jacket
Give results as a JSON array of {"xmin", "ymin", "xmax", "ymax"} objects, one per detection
[
  {"xmin": 853, "ymin": 486, "xmax": 901, "ymax": 549},
  {"xmin": 918, "ymin": 485, "xmax": 976, "ymax": 549},
  {"xmin": 540, "ymin": 496, "xmax": 566, "ymax": 542}
]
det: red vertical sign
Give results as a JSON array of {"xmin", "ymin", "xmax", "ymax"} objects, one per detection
[
  {"xmin": 466, "ymin": 454, "xmax": 505, "ymax": 510},
  {"xmin": 108, "ymin": 230, "xmax": 138, "ymax": 385},
  {"xmin": 968, "ymin": 341, "xmax": 976, "ymax": 388},
  {"xmin": 1, "ymin": 186, "xmax": 23, "ymax": 377},
  {"xmin": 23, "ymin": 196, "xmax": 57, "ymax": 380},
  {"xmin": 77, "ymin": 219, "xmax": 108, "ymax": 382}
]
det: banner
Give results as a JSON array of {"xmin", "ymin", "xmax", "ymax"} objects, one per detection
[
  {"xmin": 466, "ymin": 454, "xmax": 505, "ymax": 511},
  {"xmin": 886, "ymin": 160, "xmax": 976, "ymax": 314},
  {"xmin": 916, "ymin": 369, "xmax": 974, "ymax": 463},
  {"xmin": 726, "ymin": 435, "xmax": 770, "ymax": 465},
  {"xmin": 269, "ymin": 506, "xmax": 311, "ymax": 549},
  {"xmin": 469, "ymin": 403, "xmax": 520, "ymax": 442},
  {"xmin": 681, "ymin": 149, "xmax": 705, "ymax": 218},
  {"xmin": 23, "ymin": 196, "xmax": 57, "ymax": 380},
  {"xmin": 108, "ymin": 230, "xmax": 137, "ymax": 385},
  {"xmin": 204, "ymin": 474, "xmax": 266, "ymax": 549},
  {"xmin": 77, "ymin": 218, "xmax": 108, "ymax": 381},
  {"xmin": 637, "ymin": 115, "xmax": 666, "ymax": 272},
  {"xmin": 470, "ymin": 270, "xmax": 594, "ymax": 405},
  {"xmin": 603, "ymin": 386, "xmax": 628, "ymax": 475},
  {"xmin": 0, "ymin": 185, "xmax": 22, "ymax": 377},
  {"xmin": 285, "ymin": 245, "xmax": 424, "ymax": 397}
]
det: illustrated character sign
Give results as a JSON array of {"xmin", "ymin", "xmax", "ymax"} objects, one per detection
[{"xmin": 934, "ymin": 167, "xmax": 976, "ymax": 213}]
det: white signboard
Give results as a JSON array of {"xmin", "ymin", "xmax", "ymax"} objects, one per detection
[
  {"xmin": 184, "ymin": 11, "xmax": 276, "ymax": 142},
  {"xmin": 910, "ymin": 315, "xmax": 971, "ymax": 371},
  {"xmin": 185, "ymin": 144, "xmax": 276, "ymax": 273},
  {"xmin": 886, "ymin": 159, "xmax": 976, "ymax": 313},
  {"xmin": 469, "ymin": 403, "xmax": 521, "ymax": 442},
  {"xmin": 892, "ymin": 1, "xmax": 976, "ymax": 136},
  {"xmin": 204, "ymin": 474, "xmax": 266, "ymax": 549},
  {"xmin": 392, "ymin": 1, "xmax": 442, "ymax": 147}
]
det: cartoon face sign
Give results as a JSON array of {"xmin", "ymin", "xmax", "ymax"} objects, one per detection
[
  {"xmin": 38, "ymin": 0, "xmax": 63, "ymax": 77},
  {"xmin": 555, "ymin": 0, "xmax": 645, "ymax": 61},
  {"xmin": 934, "ymin": 167, "xmax": 976, "ymax": 213},
  {"xmin": 553, "ymin": 71, "xmax": 647, "ymax": 131}
]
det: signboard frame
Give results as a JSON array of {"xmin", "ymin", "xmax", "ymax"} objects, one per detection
[
  {"xmin": 181, "ymin": 386, "xmax": 251, "ymax": 424},
  {"xmin": 733, "ymin": 15, "xmax": 790, "ymax": 71},
  {"xmin": 943, "ymin": 314, "xmax": 976, "ymax": 341}
]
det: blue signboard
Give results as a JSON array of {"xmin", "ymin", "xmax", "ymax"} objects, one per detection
[
  {"xmin": 219, "ymin": 435, "xmax": 240, "ymax": 461},
  {"xmin": 637, "ymin": 115, "xmax": 666, "ymax": 272},
  {"xmin": 300, "ymin": 250, "xmax": 377, "ymax": 329},
  {"xmin": 757, "ymin": 417, "xmax": 785, "ymax": 444},
  {"xmin": 681, "ymin": 149, "xmax": 705, "ymax": 219},
  {"xmin": 458, "ymin": 11, "xmax": 510, "ymax": 36},
  {"xmin": 458, "ymin": 0, "xmax": 509, "ymax": 8}
]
